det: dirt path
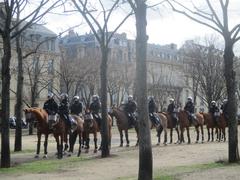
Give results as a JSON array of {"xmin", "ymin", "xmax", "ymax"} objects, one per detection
[{"xmin": 1, "ymin": 127, "xmax": 240, "ymax": 180}]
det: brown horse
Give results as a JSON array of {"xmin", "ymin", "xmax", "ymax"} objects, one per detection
[
  {"xmin": 53, "ymin": 114, "xmax": 84, "ymax": 158},
  {"xmin": 68, "ymin": 114, "xmax": 84, "ymax": 156},
  {"xmin": 24, "ymin": 107, "xmax": 52, "ymax": 158},
  {"xmin": 202, "ymin": 112, "xmax": 227, "ymax": 142},
  {"xmin": 154, "ymin": 113, "xmax": 168, "ymax": 145},
  {"xmin": 83, "ymin": 109, "xmax": 112, "ymax": 153},
  {"xmin": 162, "ymin": 112, "xmax": 180, "ymax": 144},
  {"xmin": 110, "ymin": 106, "xmax": 139, "ymax": 147},
  {"xmin": 178, "ymin": 110, "xmax": 204, "ymax": 144}
]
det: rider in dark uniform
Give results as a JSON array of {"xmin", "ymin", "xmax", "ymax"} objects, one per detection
[
  {"xmin": 209, "ymin": 101, "xmax": 220, "ymax": 125},
  {"xmin": 124, "ymin": 95, "xmax": 137, "ymax": 128},
  {"xmin": 184, "ymin": 97, "xmax": 195, "ymax": 124},
  {"xmin": 89, "ymin": 95, "xmax": 102, "ymax": 127},
  {"xmin": 43, "ymin": 93, "xmax": 58, "ymax": 115},
  {"xmin": 70, "ymin": 96, "xmax": 83, "ymax": 116},
  {"xmin": 167, "ymin": 98, "xmax": 178, "ymax": 127},
  {"xmin": 58, "ymin": 93, "xmax": 74, "ymax": 131},
  {"xmin": 148, "ymin": 96, "xmax": 160, "ymax": 126}
]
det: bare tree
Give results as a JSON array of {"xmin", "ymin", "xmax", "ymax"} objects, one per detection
[
  {"xmin": 166, "ymin": 0, "xmax": 240, "ymax": 162},
  {"xmin": 0, "ymin": 0, "xmax": 63, "ymax": 168},
  {"xmin": 181, "ymin": 39, "xmax": 226, "ymax": 108},
  {"xmin": 71, "ymin": 0, "xmax": 133, "ymax": 157}
]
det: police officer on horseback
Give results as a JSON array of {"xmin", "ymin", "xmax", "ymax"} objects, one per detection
[
  {"xmin": 70, "ymin": 96, "xmax": 83, "ymax": 116},
  {"xmin": 43, "ymin": 93, "xmax": 58, "ymax": 115},
  {"xmin": 221, "ymin": 99, "xmax": 228, "ymax": 120},
  {"xmin": 209, "ymin": 100, "xmax": 220, "ymax": 125},
  {"xmin": 124, "ymin": 95, "xmax": 137, "ymax": 128},
  {"xmin": 58, "ymin": 93, "xmax": 76, "ymax": 132},
  {"xmin": 184, "ymin": 96, "xmax": 195, "ymax": 124},
  {"xmin": 148, "ymin": 96, "xmax": 160, "ymax": 126},
  {"xmin": 89, "ymin": 95, "xmax": 102, "ymax": 127},
  {"xmin": 167, "ymin": 98, "xmax": 178, "ymax": 126}
]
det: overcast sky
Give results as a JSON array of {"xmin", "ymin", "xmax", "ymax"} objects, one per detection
[{"xmin": 44, "ymin": 0, "xmax": 240, "ymax": 52}]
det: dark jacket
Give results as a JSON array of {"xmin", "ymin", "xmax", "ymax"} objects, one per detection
[
  {"xmin": 43, "ymin": 98, "xmax": 58, "ymax": 115},
  {"xmin": 184, "ymin": 101, "xmax": 194, "ymax": 114},
  {"xmin": 70, "ymin": 101, "xmax": 83, "ymax": 115},
  {"xmin": 209, "ymin": 105, "xmax": 219, "ymax": 114},
  {"xmin": 89, "ymin": 100, "xmax": 101, "ymax": 114},
  {"xmin": 148, "ymin": 99, "xmax": 157, "ymax": 113},
  {"xmin": 221, "ymin": 103, "xmax": 227, "ymax": 115},
  {"xmin": 167, "ymin": 103, "xmax": 175, "ymax": 114},
  {"xmin": 58, "ymin": 99, "xmax": 69, "ymax": 115},
  {"xmin": 125, "ymin": 101, "xmax": 137, "ymax": 113}
]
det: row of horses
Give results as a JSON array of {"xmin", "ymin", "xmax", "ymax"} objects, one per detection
[{"xmin": 23, "ymin": 106, "xmax": 227, "ymax": 159}]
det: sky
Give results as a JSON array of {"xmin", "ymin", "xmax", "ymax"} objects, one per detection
[{"xmin": 43, "ymin": 0, "xmax": 240, "ymax": 52}]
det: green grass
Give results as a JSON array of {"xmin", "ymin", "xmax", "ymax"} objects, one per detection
[{"xmin": 0, "ymin": 156, "xmax": 89, "ymax": 174}]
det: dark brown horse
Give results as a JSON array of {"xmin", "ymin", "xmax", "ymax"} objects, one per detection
[
  {"xmin": 178, "ymin": 110, "xmax": 204, "ymax": 144},
  {"xmin": 83, "ymin": 109, "xmax": 112, "ymax": 153},
  {"xmin": 202, "ymin": 112, "xmax": 227, "ymax": 142},
  {"xmin": 110, "ymin": 106, "xmax": 139, "ymax": 147},
  {"xmin": 162, "ymin": 112, "xmax": 180, "ymax": 144},
  {"xmin": 24, "ymin": 107, "xmax": 51, "ymax": 158}
]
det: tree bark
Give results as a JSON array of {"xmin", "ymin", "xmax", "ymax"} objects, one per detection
[
  {"xmin": 1, "ymin": 33, "xmax": 11, "ymax": 168},
  {"xmin": 14, "ymin": 34, "xmax": 23, "ymax": 151},
  {"xmin": 135, "ymin": 2, "xmax": 153, "ymax": 180},
  {"xmin": 223, "ymin": 39, "xmax": 239, "ymax": 162},
  {"xmin": 100, "ymin": 47, "xmax": 110, "ymax": 157}
]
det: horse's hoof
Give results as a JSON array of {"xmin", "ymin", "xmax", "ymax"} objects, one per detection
[
  {"xmin": 126, "ymin": 144, "xmax": 129, "ymax": 147},
  {"xmin": 43, "ymin": 154, "xmax": 48, "ymax": 159},
  {"xmin": 202, "ymin": 141, "xmax": 204, "ymax": 144},
  {"xmin": 34, "ymin": 154, "xmax": 39, "ymax": 158},
  {"xmin": 164, "ymin": 142, "xmax": 167, "ymax": 146},
  {"xmin": 67, "ymin": 153, "xmax": 72, "ymax": 157},
  {"xmin": 94, "ymin": 149, "xmax": 97, "ymax": 153},
  {"xmin": 119, "ymin": 144, "xmax": 123, "ymax": 147},
  {"xmin": 156, "ymin": 143, "xmax": 160, "ymax": 146},
  {"xmin": 195, "ymin": 141, "xmax": 198, "ymax": 144},
  {"xmin": 85, "ymin": 149, "xmax": 89, "ymax": 153}
]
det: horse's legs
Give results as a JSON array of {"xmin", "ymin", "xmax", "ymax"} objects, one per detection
[
  {"xmin": 223, "ymin": 128, "xmax": 226, "ymax": 142},
  {"xmin": 156, "ymin": 126, "xmax": 163, "ymax": 146},
  {"xmin": 175, "ymin": 127, "xmax": 180, "ymax": 144},
  {"xmin": 69, "ymin": 131, "xmax": 77, "ymax": 153},
  {"xmin": 186, "ymin": 127, "xmax": 191, "ymax": 144},
  {"xmin": 207, "ymin": 127, "xmax": 210, "ymax": 142},
  {"xmin": 135, "ymin": 126, "xmax": 139, "ymax": 146},
  {"xmin": 55, "ymin": 135, "xmax": 61, "ymax": 159},
  {"xmin": 169, "ymin": 128, "xmax": 173, "ymax": 144},
  {"xmin": 200, "ymin": 125, "xmax": 204, "ymax": 143},
  {"xmin": 93, "ymin": 133, "xmax": 98, "ymax": 153},
  {"xmin": 59, "ymin": 135, "xmax": 63, "ymax": 159},
  {"xmin": 77, "ymin": 133, "xmax": 82, "ymax": 157},
  {"xmin": 119, "ymin": 129, "xmax": 123, "ymax": 147},
  {"xmin": 195, "ymin": 126, "xmax": 199, "ymax": 143},
  {"xmin": 125, "ymin": 130, "xmax": 129, "ymax": 147},
  {"xmin": 43, "ymin": 134, "xmax": 49, "ymax": 158},
  {"xmin": 35, "ymin": 133, "xmax": 41, "ymax": 158},
  {"xmin": 85, "ymin": 133, "xmax": 90, "ymax": 153},
  {"xmin": 164, "ymin": 128, "xmax": 167, "ymax": 145},
  {"xmin": 211, "ymin": 128, "xmax": 214, "ymax": 142},
  {"xmin": 179, "ymin": 128, "xmax": 184, "ymax": 144}
]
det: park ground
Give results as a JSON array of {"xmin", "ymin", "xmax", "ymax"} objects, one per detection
[{"xmin": 0, "ymin": 126, "xmax": 240, "ymax": 180}]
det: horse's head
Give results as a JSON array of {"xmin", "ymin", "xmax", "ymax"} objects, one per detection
[{"xmin": 23, "ymin": 108, "xmax": 36, "ymax": 124}]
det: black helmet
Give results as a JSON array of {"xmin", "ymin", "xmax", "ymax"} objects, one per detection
[{"xmin": 60, "ymin": 93, "xmax": 68, "ymax": 100}]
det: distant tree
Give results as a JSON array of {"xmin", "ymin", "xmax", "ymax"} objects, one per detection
[{"xmin": 167, "ymin": 0, "xmax": 240, "ymax": 162}]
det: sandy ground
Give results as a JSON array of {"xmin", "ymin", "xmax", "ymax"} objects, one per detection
[{"xmin": 1, "ymin": 126, "xmax": 240, "ymax": 180}]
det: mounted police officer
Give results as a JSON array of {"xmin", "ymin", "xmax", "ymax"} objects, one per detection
[
  {"xmin": 184, "ymin": 96, "xmax": 195, "ymax": 124},
  {"xmin": 209, "ymin": 101, "xmax": 220, "ymax": 125},
  {"xmin": 70, "ymin": 96, "xmax": 83, "ymax": 116},
  {"xmin": 148, "ymin": 96, "xmax": 160, "ymax": 126},
  {"xmin": 89, "ymin": 95, "xmax": 102, "ymax": 127},
  {"xmin": 58, "ymin": 93, "xmax": 76, "ymax": 132},
  {"xmin": 43, "ymin": 93, "xmax": 58, "ymax": 115},
  {"xmin": 167, "ymin": 98, "xmax": 178, "ymax": 126},
  {"xmin": 124, "ymin": 95, "xmax": 137, "ymax": 128}
]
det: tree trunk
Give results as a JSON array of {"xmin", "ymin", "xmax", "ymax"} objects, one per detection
[
  {"xmin": 1, "ymin": 34, "xmax": 11, "ymax": 168},
  {"xmin": 224, "ymin": 40, "xmax": 239, "ymax": 162},
  {"xmin": 135, "ymin": 2, "xmax": 152, "ymax": 180},
  {"xmin": 14, "ymin": 35, "xmax": 23, "ymax": 151},
  {"xmin": 100, "ymin": 47, "xmax": 110, "ymax": 157}
]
